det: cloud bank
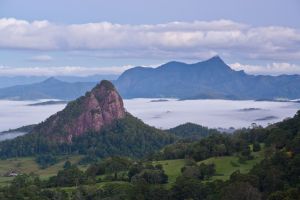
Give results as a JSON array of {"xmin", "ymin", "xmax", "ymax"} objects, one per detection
[
  {"xmin": 29, "ymin": 55, "xmax": 53, "ymax": 62},
  {"xmin": 1, "ymin": 62, "xmax": 300, "ymax": 77},
  {"xmin": 0, "ymin": 65, "xmax": 133, "ymax": 76},
  {"xmin": 231, "ymin": 62, "xmax": 300, "ymax": 75},
  {"xmin": 0, "ymin": 18, "xmax": 300, "ymax": 61}
]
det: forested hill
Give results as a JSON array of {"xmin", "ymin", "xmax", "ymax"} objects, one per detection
[
  {"xmin": 167, "ymin": 122, "xmax": 219, "ymax": 140},
  {"xmin": 0, "ymin": 81, "xmax": 175, "ymax": 158}
]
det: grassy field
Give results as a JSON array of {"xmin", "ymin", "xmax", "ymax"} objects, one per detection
[
  {"xmin": 153, "ymin": 149, "xmax": 264, "ymax": 185},
  {"xmin": 199, "ymin": 150, "xmax": 264, "ymax": 181},
  {"xmin": 0, "ymin": 146, "xmax": 265, "ymax": 187},
  {"xmin": 152, "ymin": 159, "xmax": 186, "ymax": 185},
  {"xmin": 0, "ymin": 155, "xmax": 86, "ymax": 186}
]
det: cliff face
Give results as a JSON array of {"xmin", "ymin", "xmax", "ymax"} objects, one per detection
[{"xmin": 33, "ymin": 80, "xmax": 126, "ymax": 142}]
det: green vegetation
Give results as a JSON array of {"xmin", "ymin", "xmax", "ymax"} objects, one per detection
[
  {"xmin": 35, "ymin": 154, "xmax": 58, "ymax": 169},
  {"xmin": 0, "ymin": 111, "xmax": 300, "ymax": 199},
  {"xmin": 167, "ymin": 122, "xmax": 219, "ymax": 140},
  {"xmin": 199, "ymin": 151, "xmax": 264, "ymax": 181},
  {"xmin": 151, "ymin": 148, "xmax": 264, "ymax": 185},
  {"xmin": 0, "ymin": 155, "xmax": 84, "ymax": 186},
  {"xmin": 151, "ymin": 133, "xmax": 245, "ymax": 161},
  {"xmin": 152, "ymin": 159, "xmax": 186, "ymax": 185},
  {"xmin": 72, "ymin": 114, "xmax": 175, "ymax": 158},
  {"xmin": 0, "ymin": 114, "xmax": 175, "ymax": 159}
]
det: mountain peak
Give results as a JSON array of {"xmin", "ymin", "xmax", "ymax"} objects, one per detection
[
  {"xmin": 206, "ymin": 55, "xmax": 225, "ymax": 63},
  {"xmin": 42, "ymin": 77, "xmax": 62, "ymax": 84},
  {"xmin": 93, "ymin": 80, "xmax": 116, "ymax": 92},
  {"xmin": 33, "ymin": 80, "xmax": 126, "ymax": 142},
  {"xmin": 197, "ymin": 55, "xmax": 231, "ymax": 71}
]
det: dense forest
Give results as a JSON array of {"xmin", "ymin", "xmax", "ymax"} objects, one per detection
[
  {"xmin": 0, "ymin": 111, "xmax": 299, "ymax": 199},
  {"xmin": 167, "ymin": 122, "xmax": 219, "ymax": 140}
]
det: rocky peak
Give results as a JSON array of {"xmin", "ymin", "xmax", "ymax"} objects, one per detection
[{"xmin": 33, "ymin": 80, "xmax": 126, "ymax": 142}]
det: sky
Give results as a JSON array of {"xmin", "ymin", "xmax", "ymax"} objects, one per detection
[{"xmin": 0, "ymin": 0, "xmax": 300, "ymax": 76}]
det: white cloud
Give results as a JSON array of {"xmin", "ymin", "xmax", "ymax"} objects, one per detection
[
  {"xmin": 230, "ymin": 62, "xmax": 300, "ymax": 75},
  {"xmin": 0, "ymin": 18, "xmax": 299, "ymax": 61},
  {"xmin": 0, "ymin": 65, "xmax": 134, "ymax": 76},
  {"xmin": 1, "ymin": 62, "xmax": 300, "ymax": 77},
  {"xmin": 29, "ymin": 55, "xmax": 53, "ymax": 62}
]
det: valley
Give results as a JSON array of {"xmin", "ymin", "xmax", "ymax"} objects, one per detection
[
  {"xmin": 0, "ymin": 80, "xmax": 298, "ymax": 200},
  {"xmin": 1, "ymin": 98, "xmax": 299, "ymax": 133},
  {"xmin": 1, "ymin": 1, "xmax": 299, "ymax": 199}
]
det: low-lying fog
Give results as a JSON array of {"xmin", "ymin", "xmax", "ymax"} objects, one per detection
[
  {"xmin": 0, "ymin": 99, "xmax": 299, "ymax": 140},
  {"xmin": 124, "ymin": 99, "xmax": 300, "ymax": 129}
]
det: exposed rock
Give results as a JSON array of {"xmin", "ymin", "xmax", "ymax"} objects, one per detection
[{"xmin": 33, "ymin": 80, "xmax": 125, "ymax": 142}]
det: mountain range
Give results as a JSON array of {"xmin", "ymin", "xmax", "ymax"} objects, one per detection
[
  {"xmin": 115, "ymin": 56, "xmax": 300, "ymax": 100},
  {"xmin": 0, "ymin": 77, "xmax": 96, "ymax": 100},
  {"xmin": 2, "ymin": 56, "xmax": 300, "ymax": 100},
  {"xmin": 0, "ymin": 74, "xmax": 118, "ymax": 88}
]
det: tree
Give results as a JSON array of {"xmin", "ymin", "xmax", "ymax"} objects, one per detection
[
  {"xmin": 63, "ymin": 160, "xmax": 72, "ymax": 169},
  {"xmin": 171, "ymin": 176, "xmax": 207, "ymax": 200},
  {"xmin": 253, "ymin": 142, "xmax": 261, "ymax": 152},
  {"xmin": 181, "ymin": 163, "xmax": 215, "ymax": 180},
  {"xmin": 104, "ymin": 157, "xmax": 132, "ymax": 180},
  {"xmin": 221, "ymin": 182, "xmax": 262, "ymax": 200},
  {"xmin": 131, "ymin": 169, "xmax": 168, "ymax": 184}
]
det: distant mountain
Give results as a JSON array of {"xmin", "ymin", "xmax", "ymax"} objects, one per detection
[
  {"xmin": 0, "ymin": 80, "xmax": 174, "ymax": 158},
  {"xmin": 0, "ymin": 77, "xmax": 96, "ymax": 100},
  {"xmin": 0, "ymin": 75, "xmax": 118, "ymax": 88},
  {"xmin": 27, "ymin": 100, "xmax": 68, "ymax": 106},
  {"xmin": 115, "ymin": 56, "xmax": 300, "ymax": 100}
]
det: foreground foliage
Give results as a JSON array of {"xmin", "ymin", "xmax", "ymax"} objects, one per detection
[{"xmin": 1, "ymin": 111, "xmax": 300, "ymax": 199}]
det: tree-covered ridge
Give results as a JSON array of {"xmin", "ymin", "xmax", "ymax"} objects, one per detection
[
  {"xmin": 72, "ymin": 113, "xmax": 175, "ymax": 158},
  {"xmin": 0, "ymin": 113, "xmax": 175, "ymax": 159},
  {"xmin": 167, "ymin": 122, "xmax": 220, "ymax": 140}
]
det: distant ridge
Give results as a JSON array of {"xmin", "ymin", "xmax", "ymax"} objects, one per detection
[
  {"xmin": 115, "ymin": 56, "xmax": 300, "ymax": 100},
  {"xmin": 0, "ymin": 77, "xmax": 96, "ymax": 100},
  {"xmin": 0, "ymin": 74, "xmax": 119, "ymax": 88}
]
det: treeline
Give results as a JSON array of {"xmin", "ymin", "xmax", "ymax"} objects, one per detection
[{"xmin": 150, "ymin": 133, "xmax": 252, "ymax": 161}]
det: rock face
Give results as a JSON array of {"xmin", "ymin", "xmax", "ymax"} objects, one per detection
[{"xmin": 33, "ymin": 80, "xmax": 126, "ymax": 142}]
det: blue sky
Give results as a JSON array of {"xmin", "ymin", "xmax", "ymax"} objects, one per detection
[{"xmin": 0, "ymin": 0, "xmax": 300, "ymax": 76}]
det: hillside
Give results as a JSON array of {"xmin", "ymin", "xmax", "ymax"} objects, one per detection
[
  {"xmin": 0, "ymin": 110, "xmax": 299, "ymax": 199},
  {"xmin": 153, "ymin": 147, "xmax": 265, "ymax": 186},
  {"xmin": 0, "ymin": 80, "xmax": 175, "ymax": 158},
  {"xmin": 115, "ymin": 56, "xmax": 300, "ymax": 100},
  {"xmin": 167, "ymin": 122, "xmax": 219, "ymax": 140}
]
